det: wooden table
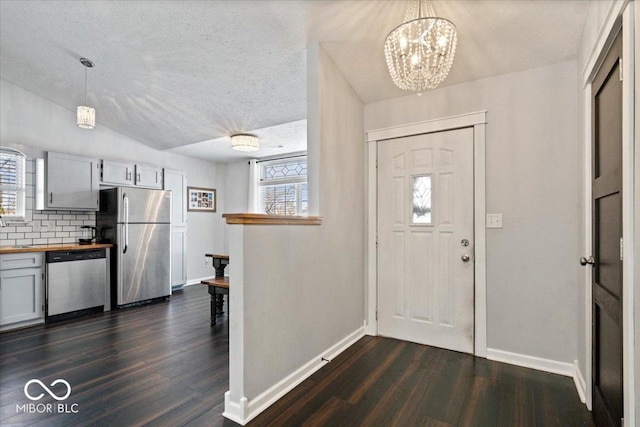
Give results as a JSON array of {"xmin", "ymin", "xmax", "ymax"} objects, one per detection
[
  {"xmin": 202, "ymin": 254, "xmax": 230, "ymax": 325},
  {"xmin": 200, "ymin": 276, "xmax": 229, "ymax": 325}
]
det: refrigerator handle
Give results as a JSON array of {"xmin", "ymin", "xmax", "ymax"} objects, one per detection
[{"xmin": 123, "ymin": 194, "xmax": 129, "ymax": 254}]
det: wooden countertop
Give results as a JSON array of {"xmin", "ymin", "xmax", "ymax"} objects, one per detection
[
  {"xmin": 222, "ymin": 213, "xmax": 322, "ymax": 225},
  {"xmin": 0, "ymin": 243, "xmax": 114, "ymax": 255}
]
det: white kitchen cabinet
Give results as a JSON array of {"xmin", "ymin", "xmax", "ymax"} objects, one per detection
[
  {"xmin": 45, "ymin": 152, "xmax": 100, "ymax": 210},
  {"xmin": 164, "ymin": 169, "xmax": 187, "ymax": 226},
  {"xmin": 135, "ymin": 164, "xmax": 163, "ymax": 189},
  {"xmin": 0, "ymin": 252, "xmax": 44, "ymax": 330},
  {"xmin": 101, "ymin": 159, "xmax": 134, "ymax": 186},
  {"xmin": 164, "ymin": 169, "xmax": 187, "ymax": 290},
  {"xmin": 171, "ymin": 227, "xmax": 187, "ymax": 290},
  {"xmin": 100, "ymin": 160, "xmax": 162, "ymax": 189}
]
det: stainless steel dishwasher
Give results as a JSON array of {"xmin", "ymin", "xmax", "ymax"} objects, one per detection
[{"xmin": 46, "ymin": 249, "xmax": 107, "ymax": 319}]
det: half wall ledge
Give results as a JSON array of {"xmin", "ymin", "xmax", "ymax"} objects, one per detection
[{"xmin": 222, "ymin": 213, "xmax": 323, "ymax": 225}]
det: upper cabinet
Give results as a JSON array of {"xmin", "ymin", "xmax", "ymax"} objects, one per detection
[
  {"xmin": 135, "ymin": 164, "xmax": 163, "ymax": 189},
  {"xmin": 101, "ymin": 160, "xmax": 162, "ymax": 189},
  {"xmin": 101, "ymin": 159, "xmax": 134, "ymax": 186},
  {"xmin": 43, "ymin": 152, "xmax": 100, "ymax": 211}
]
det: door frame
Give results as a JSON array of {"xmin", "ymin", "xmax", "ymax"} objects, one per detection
[
  {"xmin": 365, "ymin": 111, "xmax": 487, "ymax": 357},
  {"xmin": 581, "ymin": 1, "xmax": 636, "ymax": 423}
]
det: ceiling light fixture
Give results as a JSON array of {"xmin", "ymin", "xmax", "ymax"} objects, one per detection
[
  {"xmin": 384, "ymin": 0, "xmax": 457, "ymax": 91},
  {"xmin": 77, "ymin": 57, "xmax": 95, "ymax": 129},
  {"xmin": 231, "ymin": 134, "xmax": 259, "ymax": 152}
]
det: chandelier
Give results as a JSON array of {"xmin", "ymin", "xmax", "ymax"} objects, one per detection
[
  {"xmin": 384, "ymin": 0, "xmax": 457, "ymax": 91},
  {"xmin": 77, "ymin": 57, "xmax": 95, "ymax": 129},
  {"xmin": 231, "ymin": 134, "xmax": 259, "ymax": 152}
]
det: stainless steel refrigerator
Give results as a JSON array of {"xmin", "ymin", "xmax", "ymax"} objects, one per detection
[{"xmin": 97, "ymin": 187, "xmax": 171, "ymax": 307}]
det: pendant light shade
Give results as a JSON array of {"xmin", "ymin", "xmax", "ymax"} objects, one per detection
[
  {"xmin": 384, "ymin": 0, "xmax": 457, "ymax": 91},
  {"xmin": 77, "ymin": 57, "xmax": 95, "ymax": 129},
  {"xmin": 231, "ymin": 134, "xmax": 259, "ymax": 152},
  {"xmin": 77, "ymin": 105, "xmax": 95, "ymax": 130}
]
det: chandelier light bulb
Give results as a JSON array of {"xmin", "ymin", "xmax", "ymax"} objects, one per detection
[{"xmin": 400, "ymin": 36, "xmax": 408, "ymax": 52}]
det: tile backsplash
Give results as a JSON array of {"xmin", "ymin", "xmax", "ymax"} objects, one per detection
[{"xmin": 0, "ymin": 159, "xmax": 97, "ymax": 247}]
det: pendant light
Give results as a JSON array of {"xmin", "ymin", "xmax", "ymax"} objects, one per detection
[
  {"xmin": 77, "ymin": 57, "xmax": 95, "ymax": 129},
  {"xmin": 384, "ymin": 0, "xmax": 457, "ymax": 91}
]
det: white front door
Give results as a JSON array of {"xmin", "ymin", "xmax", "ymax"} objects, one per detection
[{"xmin": 377, "ymin": 128, "xmax": 475, "ymax": 353}]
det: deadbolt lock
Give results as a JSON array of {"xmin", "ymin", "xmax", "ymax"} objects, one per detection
[{"xmin": 461, "ymin": 239, "xmax": 470, "ymax": 247}]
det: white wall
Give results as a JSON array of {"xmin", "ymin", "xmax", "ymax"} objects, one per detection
[
  {"xmin": 365, "ymin": 60, "xmax": 581, "ymax": 365},
  {"xmin": 0, "ymin": 79, "xmax": 226, "ymax": 282},
  {"xmin": 225, "ymin": 43, "xmax": 364, "ymax": 421},
  {"xmin": 222, "ymin": 160, "xmax": 250, "ymax": 251}
]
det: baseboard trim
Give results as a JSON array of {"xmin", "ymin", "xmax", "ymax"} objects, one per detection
[
  {"xmin": 573, "ymin": 360, "xmax": 587, "ymax": 404},
  {"xmin": 222, "ymin": 393, "xmax": 248, "ymax": 425},
  {"xmin": 486, "ymin": 348, "xmax": 574, "ymax": 377},
  {"xmin": 185, "ymin": 276, "xmax": 215, "ymax": 286},
  {"xmin": 223, "ymin": 325, "xmax": 365, "ymax": 425}
]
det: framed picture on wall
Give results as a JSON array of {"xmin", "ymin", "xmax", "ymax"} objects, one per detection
[{"xmin": 187, "ymin": 187, "xmax": 217, "ymax": 212}]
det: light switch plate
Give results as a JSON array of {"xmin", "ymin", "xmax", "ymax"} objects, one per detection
[{"xmin": 486, "ymin": 213, "xmax": 503, "ymax": 229}]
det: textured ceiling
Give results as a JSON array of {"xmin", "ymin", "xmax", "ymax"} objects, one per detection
[
  {"xmin": 169, "ymin": 119, "xmax": 308, "ymax": 163},
  {"xmin": 0, "ymin": 1, "xmax": 589, "ymax": 162}
]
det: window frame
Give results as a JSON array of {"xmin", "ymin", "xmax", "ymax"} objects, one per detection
[
  {"xmin": 258, "ymin": 156, "xmax": 308, "ymax": 216},
  {"xmin": 0, "ymin": 148, "xmax": 27, "ymax": 220}
]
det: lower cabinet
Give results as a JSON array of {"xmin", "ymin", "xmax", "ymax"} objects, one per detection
[
  {"xmin": 0, "ymin": 253, "xmax": 44, "ymax": 330},
  {"xmin": 171, "ymin": 227, "xmax": 187, "ymax": 291}
]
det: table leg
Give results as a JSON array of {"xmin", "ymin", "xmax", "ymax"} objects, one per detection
[
  {"xmin": 210, "ymin": 294, "xmax": 217, "ymax": 325},
  {"xmin": 216, "ymin": 294, "xmax": 225, "ymax": 315}
]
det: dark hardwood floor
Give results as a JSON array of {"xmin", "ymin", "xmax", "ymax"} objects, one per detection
[
  {"xmin": 1, "ymin": 285, "xmax": 595, "ymax": 427},
  {"xmin": 0, "ymin": 285, "xmax": 234, "ymax": 427},
  {"xmin": 249, "ymin": 336, "xmax": 595, "ymax": 427}
]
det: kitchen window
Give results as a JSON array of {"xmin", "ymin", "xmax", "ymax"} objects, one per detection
[
  {"xmin": 259, "ymin": 156, "xmax": 307, "ymax": 216},
  {"xmin": 0, "ymin": 148, "xmax": 26, "ymax": 219}
]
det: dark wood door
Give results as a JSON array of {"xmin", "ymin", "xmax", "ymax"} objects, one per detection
[{"xmin": 591, "ymin": 29, "xmax": 623, "ymax": 427}]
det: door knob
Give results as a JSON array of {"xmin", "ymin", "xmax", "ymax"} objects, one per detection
[
  {"xmin": 461, "ymin": 254, "xmax": 470, "ymax": 262},
  {"xmin": 580, "ymin": 256, "xmax": 595, "ymax": 266}
]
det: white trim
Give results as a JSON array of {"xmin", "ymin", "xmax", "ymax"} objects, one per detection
[
  {"xmin": 634, "ymin": 3, "xmax": 640, "ymax": 423},
  {"xmin": 223, "ymin": 325, "xmax": 365, "ymax": 425},
  {"xmin": 581, "ymin": 0, "xmax": 627, "ymax": 86},
  {"xmin": 365, "ymin": 141, "xmax": 377, "ymax": 336},
  {"xmin": 222, "ymin": 394, "xmax": 248, "ymax": 425},
  {"xmin": 583, "ymin": 82, "xmax": 594, "ymax": 411},
  {"xmin": 473, "ymin": 122, "xmax": 487, "ymax": 358},
  {"xmin": 574, "ymin": 360, "xmax": 588, "ymax": 404},
  {"xmin": 365, "ymin": 111, "xmax": 487, "ymax": 357},
  {"xmin": 486, "ymin": 348, "xmax": 574, "ymax": 378},
  {"xmin": 621, "ymin": 5, "xmax": 636, "ymax": 425},
  {"xmin": 366, "ymin": 111, "xmax": 487, "ymax": 143}
]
